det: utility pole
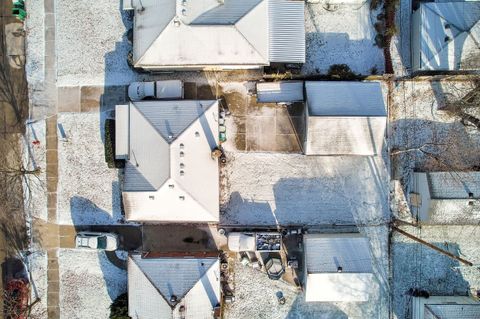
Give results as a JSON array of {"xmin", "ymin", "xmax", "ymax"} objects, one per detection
[{"xmin": 392, "ymin": 225, "xmax": 473, "ymax": 267}]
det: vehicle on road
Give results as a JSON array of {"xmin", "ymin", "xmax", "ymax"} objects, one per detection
[
  {"xmin": 75, "ymin": 232, "xmax": 119, "ymax": 251},
  {"xmin": 128, "ymin": 80, "xmax": 184, "ymax": 101}
]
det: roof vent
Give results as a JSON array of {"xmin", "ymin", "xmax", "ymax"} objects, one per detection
[
  {"xmin": 169, "ymin": 184, "xmax": 174, "ymax": 189},
  {"xmin": 195, "ymin": 131, "xmax": 200, "ymax": 137},
  {"xmin": 173, "ymin": 19, "xmax": 181, "ymax": 27},
  {"xmin": 182, "ymin": 0, "xmax": 187, "ymax": 5},
  {"xmin": 180, "ymin": 151, "xmax": 184, "ymax": 157},
  {"xmin": 180, "ymin": 170, "xmax": 185, "ymax": 176},
  {"xmin": 180, "ymin": 163, "xmax": 185, "ymax": 169},
  {"xmin": 444, "ymin": 36, "xmax": 451, "ymax": 43},
  {"xmin": 180, "ymin": 143, "xmax": 184, "ymax": 149},
  {"xmin": 149, "ymin": 195, "xmax": 155, "ymax": 200},
  {"xmin": 337, "ymin": 266, "xmax": 343, "ymax": 273},
  {"xmin": 170, "ymin": 295, "xmax": 177, "ymax": 303},
  {"xmin": 182, "ymin": 9, "xmax": 187, "ymax": 16},
  {"xmin": 168, "ymin": 134, "xmax": 174, "ymax": 139},
  {"xmin": 179, "ymin": 195, "xmax": 185, "ymax": 201},
  {"xmin": 444, "ymin": 23, "xmax": 450, "ymax": 29}
]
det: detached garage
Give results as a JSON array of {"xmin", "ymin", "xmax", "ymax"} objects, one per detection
[{"xmin": 304, "ymin": 81, "xmax": 386, "ymax": 155}]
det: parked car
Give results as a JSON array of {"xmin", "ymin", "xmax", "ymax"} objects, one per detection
[
  {"xmin": 128, "ymin": 80, "xmax": 184, "ymax": 101},
  {"xmin": 75, "ymin": 232, "xmax": 118, "ymax": 251}
]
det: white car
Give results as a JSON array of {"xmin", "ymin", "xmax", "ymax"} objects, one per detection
[
  {"xmin": 75, "ymin": 232, "xmax": 119, "ymax": 251},
  {"xmin": 128, "ymin": 80, "xmax": 184, "ymax": 101}
]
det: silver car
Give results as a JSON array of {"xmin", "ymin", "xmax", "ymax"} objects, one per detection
[{"xmin": 75, "ymin": 232, "xmax": 118, "ymax": 251}]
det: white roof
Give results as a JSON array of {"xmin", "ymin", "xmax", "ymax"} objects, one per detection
[
  {"xmin": 304, "ymin": 234, "xmax": 374, "ymax": 302},
  {"xmin": 256, "ymin": 81, "xmax": 304, "ymax": 103},
  {"xmin": 304, "ymin": 81, "xmax": 386, "ymax": 155},
  {"xmin": 132, "ymin": 0, "xmax": 305, "ymax": 69},
  {"xmin": 119, "ymin": 100, "xmax": 220, "ymax": 222},
  {"xmin": 128, "ymin": 255, "xmax": 220, "ymax": 319},
  {"xmin": 412, "ymin": 296, "xmax": 480, "ymax": 319},
  {"xmin": 416, "ymin": 2, "xmax": 480, "ymax": 71},
  {"xmin": 410, "ymin": 172, "xmax": 480, "ymax": 223}
]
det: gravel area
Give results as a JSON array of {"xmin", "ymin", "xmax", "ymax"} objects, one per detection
[
  {"xmin": 58, "ymin": 249, "xmax": 127, "ymax": 319},
  {"xmin": 391, "ymin": 0, "xmax": 412, "ymax": 76},
  {"xmin": 392, "ymin": 225, "xmax": 480, "ymax": 319},
  {"xmin": 303, "ymin": 2, "xmax": 384, "ymax": 75},
  {"xmin": 25, "ymin": 0, "xmax": 44, "ymax": 86},
  {"xmin": 220, "ymin": 152, "xmax": 389, "ymax": 227},
  {"xmin": 57, "ymin": 113, "xmax": 122, "ymax": 225},
  {"xmin": 55, "ymin": 0, "xmax": 139, "ymax": 86}
]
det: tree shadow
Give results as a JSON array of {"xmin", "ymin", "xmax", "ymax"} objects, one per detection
[{"xmin": 392, "ymin": 241, "xmax": 472, "ymax": 319}]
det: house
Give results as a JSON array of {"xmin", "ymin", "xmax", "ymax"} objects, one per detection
[
  {"xmin": 128, "ymin": 254, "xmax": 221, "ymax": 319},
  {"xmin": 412, "ymin": 2, "xmax": 480, "ymax": 72},
  {"xmin": 124, "ymin": 0, "xmax": 305, "ymax": 70},
  {"xmin": 115, "ymin": 100, "xmax": 220, "ymax": 222},
  {"xmin": 303, "ymin": 81, "xmax": 386, "ymax": 155},
  {"xmin": 409, "ymin": 172, "xmax": 480, "ymax": 222},
  {"xmin": 303, "ymin": 233, "xmax": 374, "ymax": 302},
  {"xmin": 411, "ymin": 295, "xmax": 480, "ymax": 319}
]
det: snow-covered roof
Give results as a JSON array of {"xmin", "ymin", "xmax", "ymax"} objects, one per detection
[
  {"xmin": 304, "ymin": 81, "xmax": 386, "ymax": 155},
  {"xmin": 415, "ymin": 2, "xmax": 480, "ymax": 71},
  {"xmin": 128, "ymin": 255, "xmax": 220, "ymax": 319},
  {"xmin": 117, "ymin": 100, "xmax": 220, "ymax": 222},
  {"xmin": 412, "ymin": 296, "xmax": 480, "ymax": 319},
  {"xmin": 131, "ymin": 0, "xmax": 305, "ymax": 69},
  {"xmin": 256, "ymin": 81, "xmax": 304, "ymax": 103},
  {"xmin": 410, "ymin": 172, "xmax": 480, "ymax": 223},
  {"xmin": 304, "ymin": 233, "xmax": 374, "ymax": 302}
]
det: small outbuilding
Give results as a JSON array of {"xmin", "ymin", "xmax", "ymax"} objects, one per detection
[
  {"xmin": 412, "ymin": 2, "xmax": 480, "ymax": 71},
  {"xmin": 128, "ymin": 254, "xmax": 221, "ymax": 319},
  {"xmin": 304, "ymin": 233, "xmax": 374, "ymax": 302},
  {"xmin": 115, "ymin": 100, "xmax": 219, "ymax": 222},
  {"xmin": 304, "ymin": 81, "xmax": 386, "ymax": 155},
  {"xmin": 411, "ymin": 295, "xmax": 480, "ymax": 319},
  {"xmin": 410, "ymin": 171, "xmax": 480, "ymax": 222}
]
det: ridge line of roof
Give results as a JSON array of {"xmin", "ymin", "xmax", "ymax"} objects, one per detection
[{"xmin": 169, "ymin": 100, "xmax": 218, "ymax": 143}]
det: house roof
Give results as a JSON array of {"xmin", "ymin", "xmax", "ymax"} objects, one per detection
[
  {"xmin": 426, "ymin": 304, "xmax": 480, "ymax": 319},
  {"xmin": 118, "ymin": 100, "xmax": 220, "ymax": 222},
  {"xmin": 412, "ymin": 296, "xmax": 480, "ymax": 319},
  {"xmin": 132, "ymin": 0, "xmax": 305, "ymax": 68},
  {"xmin": 418, "ymin": 2, "xmax": 480, "ymax": 71},
  {"xmin": 128, "ymin": 255, "xmax": 220, "ymax": 319},
  {"xmin": 304, "ymin": 234, "xmax": 374, "ymax": 302},
  {"xmin": 305, "ymin": 81, "xmax": 386, "ymax": 117}
]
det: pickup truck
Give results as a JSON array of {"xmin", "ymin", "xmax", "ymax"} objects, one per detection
[
  {"xmin": 227, "ymin": 232, "xmax": 282, "ymax": 252},
  {"xmin": 128, "ymin": 80, "xmax": 184, "ymax": 101}
]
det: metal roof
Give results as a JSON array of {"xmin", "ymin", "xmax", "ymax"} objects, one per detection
[
  {"xmin": 425, "ymin": 304, "xmax": 480, "ymax": 319},
  {"xmin": 128, "ymin": 255, "xmax": 220, "ymax": 319},
  {"xmin": 416, "ymin": 2, "xmax": 480, "ymax": 71},
  {"xmin": 256, "ymin": 81, "xmax": 304, "ymax": 103},
  {"xmin": 427, "ymin": 172, "xmax": 480, "ymax": 199},
  {"xmin": 305, "ymin": 81, "xmax": 386, "ymax": 117},
  {"xmin": 268, "ymin": 0, "xmax": 306, "ymax": 63},
  {"xmin": 304, "ymin": 233, "xmax": 373, "ymax": 273}
]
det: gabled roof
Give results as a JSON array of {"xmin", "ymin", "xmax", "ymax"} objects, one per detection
[
  {"xmin": 119, "ymin": 100, "xmax": 220, "ymax": 222},
  {"xmin": 128, "ymin": 255, "xmax": 220, "ymax": 319},
  {"xmin": 417, "ymin": 2, "xmax": 480, "ymax": 71},
  {"xmin": 426, "ymin": 304, "xmax": 480, "ymax": 319},
  {"xmin": 304, "ymin": 234, "xmax": 374, "ymax": 302},
  {"xmin": 132, "ymin": 0, "xmax": 305, "ymax": 68}
]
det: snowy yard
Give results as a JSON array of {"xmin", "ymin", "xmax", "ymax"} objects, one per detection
[
  {"xmin": 55, "ymin": 0, "xmax": 138, "ymax": 86},
  {"xmin": 58, "ymin": 249, "xmax": 126, "ymax": 318},
  {"xmin": 57, "ymin": 113, "xmax": 122, "ymax": 225},
  {"xmin": 392, "ymin": 225, "xmax": 480, "ymax": 319},
  {"xmin": 28, "ymin": 250, "xmax": 48, "ymax": 319},
  {"xmin": 303, "ymin": 2, "xmax": 384, "ymax": 75},
  {"xmin": 220, "ymin": 152, "xmax": 389, "ymax": 227},
  {"xmin": 225, "ymin": 225, "xmax": 389, "ymax": 319}
]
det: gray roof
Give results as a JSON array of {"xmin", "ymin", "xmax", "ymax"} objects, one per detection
[
  {"xmin": 426, "ymin": 304, "xmax": 480, "ymax": 319},
  {"xmin": 256, "ymin": 81, "xmax": 304, "ymax": 103},
  {"xmin": 124, "ymin": 100, "xmax": 217, "ymax": 192},
  {"xmin": 190, "ymin": 0, "xmax": 262, "ymax": 24},
  {"xmin": 305, "ymin": 234, "xmax": 373, "ymax": 273},
  {"xmin": 305, "ymin": 81, "xmax": 386, "ymax": 117},
  {"xmin": 427, "ymin": 172, "xmax": 480, "ymax": 199},
  {"xmin": 130, "ymin": 255, "xmax": 218, "ymax": 306}
]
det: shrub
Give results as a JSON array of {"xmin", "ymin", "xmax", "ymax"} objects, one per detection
[
  {"xmin": 110, "ymin": 293, "xmax": 129, "ymax": 319},
  {"xmin": 327, "ymin": 64, "xmax": 359, "ymax": 80},
  {"xmin": 104, "ymin": 119, "xmax": 125, "ymax": 169}
]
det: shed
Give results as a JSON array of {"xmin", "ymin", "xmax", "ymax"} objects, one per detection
[
  {"xmin": 410, "ymin": 171, "xmax": 480, "ymax": 222},
  {"xmin": 304, "ymin": 81, "xmax": 386, "ymax": 155},
  {"xmin": 412, "ymin": 296, "xmax": 480, "ymax": 319},
  {"xmin": 126, "ymin": 0, "xmax": 305, "ymax": 70},
  {"xmin": 115, "ymin": 100, "xmax": 220, "ymax": 222},
  {"xmin": 304, "ymin": 233, "xmax": 374, "ymax": 302},
  {"xmin": 128, "ymin": 254, "xmax": 220, "ymax": 319},
  {"xmin": 256, "ymin": 81, "xmax": 304, "ymax": 103},
  {"xmin": 412, "ymin": 2, "xmax": 480, "ymax": 71}
]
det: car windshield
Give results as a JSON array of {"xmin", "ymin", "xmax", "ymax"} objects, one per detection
[{"xmin": 97, "ymin": 236, "xmax": 107, "ymax": 249}]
